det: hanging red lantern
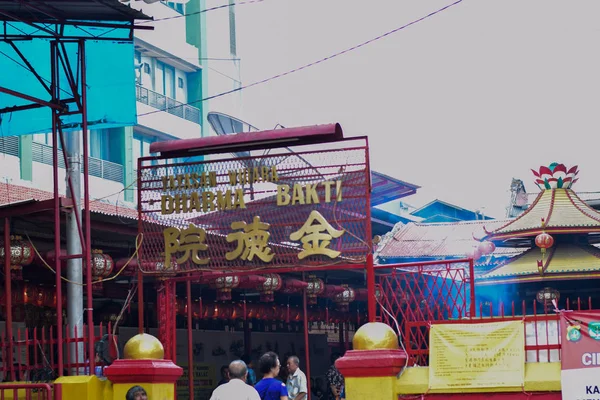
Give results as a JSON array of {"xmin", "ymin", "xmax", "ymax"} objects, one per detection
[
  {"xmin": 210, "ymin": 275, "xmax": 240, "ymax": 301},
  {"xmin": 306, "ymin": 276, "xmax": 325, "ymax": 305},
  {"xmin": 89, "ymin": 250, "xmax": 114, "ymax": 296},
  {"xmin": 0, "ymin": 236, "xmax": 35, "ymax": 281},
  {"xmin": 536, "ymin": 287, "xmax": 560, "ymax": 306},
  {"xmin": 478, "ymin": 241, "xmax": 496, "ymax": 255},
  {"xmin": 535, "ymin": 233, "xmax": 554, "ymax": 249},
  {"xmin": 258, "ymin": 274, "xmax": 282, "ymax": 302},
  {"xmin": 334, "ymin": 286, "xmax": 355, "ymax": 312}
]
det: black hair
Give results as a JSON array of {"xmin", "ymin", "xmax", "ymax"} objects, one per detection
[
  {"xmin": 125, "ymin": 386, "xmax": 146, "ymax": 400},
  {"xmin": 330, "ymin": 352, "xmax": 341, "ymax": 364},
  {"xmin": 220, "ymin": 365, "xmax": 229, "ymax": 374},
  {"xmin": 258, "ymin": 351, "xmax": 279, "ymax": 375}
]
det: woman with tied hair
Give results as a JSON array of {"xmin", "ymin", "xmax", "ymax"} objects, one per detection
[
  {"xmin": 254, "ymin": 352, "xmax": 289, "ymax": 400},
  {"xmin": 125, "ymin": 386, "xmax": 147, "ymax": 400}
]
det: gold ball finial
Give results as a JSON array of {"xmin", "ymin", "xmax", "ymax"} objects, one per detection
[
  {"xmin": 123, "ymin": 333, "xmax": 165, "ymax": 360},
  {"xmin": 353, "ymin": 322, "xmax": 399, "ymax": 351}
]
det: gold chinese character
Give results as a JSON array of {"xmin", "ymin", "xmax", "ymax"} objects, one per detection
[
  {"xmin": 225, "ymin": 216, "xmax": 274, "ymax": 262},
  {"xmin": 164, "ymin": 223, "xmax": 210, "ymax": 266},
  {"xmin": 290, "ymin": 210, "xmax": 345, "ymax": 260}
]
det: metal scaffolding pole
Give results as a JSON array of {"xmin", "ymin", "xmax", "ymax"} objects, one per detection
[{"xmin": 65, "ymin": 128, "xmax": 84, "ymax": 374}]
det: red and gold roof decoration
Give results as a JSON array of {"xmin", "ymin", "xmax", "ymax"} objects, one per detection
[
  {"xmin": 483, "ymin": 163, "xmax": 600, "ymax": 241},
  {"xmin": 479, "ymin": 243, "xmax": 600, "ymax": 284}
]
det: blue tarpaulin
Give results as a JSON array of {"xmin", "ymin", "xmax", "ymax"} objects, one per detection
[{"xmin": 0, "ymin": 22, "xmax": 137, "ymax": 136}]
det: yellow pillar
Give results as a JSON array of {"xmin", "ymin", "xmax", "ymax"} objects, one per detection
[
  {"xmin": 335, "ymin": 322, "xmax": 407, "ymax": 400},
  {"xmin": 104, "ymin": 333, "xmax": 183, "ymax": 400}
]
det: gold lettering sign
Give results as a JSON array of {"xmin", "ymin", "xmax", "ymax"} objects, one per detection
[
  {"xmin": 163, "ymin": 223, "xmax": 210, "ymax": 266},
  {"xmin": 225, "ymin": 216, "xmax": 275, "ymax": 262},
  {"xmin": 289, "ymin": 210, "xmax": 345, "ymax": 260}
]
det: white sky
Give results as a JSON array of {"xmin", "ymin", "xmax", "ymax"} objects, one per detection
[{"xmin": 211, "ymin": 0, "xmax": 600, "ymax": 218}]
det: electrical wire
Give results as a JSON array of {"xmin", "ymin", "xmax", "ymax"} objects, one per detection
[
  {"xmin": 25, "ymin": 232, "xmax": 144, "ymax": 286},
  {"xmin": 137, "ymin": 0, "xmax": 464, "ymax": 117},
  {"xmin": 139, "ymin": 0, "xmax": 266, "ymax": 24}
]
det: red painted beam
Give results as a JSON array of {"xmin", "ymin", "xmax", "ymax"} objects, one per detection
[{"xmin": 148, "ymin": 123, "xmax": 344, "ymax": 157}]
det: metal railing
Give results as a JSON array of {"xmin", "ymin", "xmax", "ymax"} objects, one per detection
[
  {"xmin": 136, "ymin": 85, "xmax": 201, "ymax": 125},
  {"xmin": 31, "ymin": 142, "xmax": 124, "ymax": 183},
  {"xmin": 0, "ymin": 136, "xmax": 20, "ymax": 158}
]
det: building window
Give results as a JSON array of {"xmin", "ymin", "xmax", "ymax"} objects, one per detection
[
  {"xmin": 156, "ymin": 61, "xmax": 176, "ymax": 99},
  {"xmin": 161, "ymin": 1, "xmax": 184, "ymax": 14},
  {"xmin": 178, "ymin": 77, "xmax": 184, "ymax": 89},
  {"xmin": 229, "ymin": 0, "xmax": 237, "ymax": 56}
]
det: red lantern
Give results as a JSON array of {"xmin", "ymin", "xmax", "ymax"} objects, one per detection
[
  {"xmin": 536, "ymin": 287, "xmax": 560, "ymax": 306},
  {"xmin": 535, "ymin": 233, "xmax": 554, "ymax": 249},
  {"xmin": 211, "ymin": 275, "xmax": 240, "ymax": 301},
  {"xmin": 90, "ymin": 250, "xmax": 113, "ymax": 296},
  {"xmin": 259, "ymin": 274, "xmax": 282, "ymax": 302},
  {"xmin": 0, "ymin": 236, "xmax": 35, "ymax": 281},
  {"xmin": 478, "ymin": 241, "xmax": 496, "ymax": 255},
  {"xmin": 334, "ymin": 286, "xmax": 355, "ymax": 312},
  {"xmin": 306, "ymin": 276, "xmax": 325, "ymax": 305}
]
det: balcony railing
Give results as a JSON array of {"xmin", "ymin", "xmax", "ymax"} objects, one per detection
[
  {"xmin": 32, "ymin": 142, "xmax": 124, "ymax": 184},
  {"xmin": 136, "ymin": 85, "xmax": 201, "ymax": 125}
]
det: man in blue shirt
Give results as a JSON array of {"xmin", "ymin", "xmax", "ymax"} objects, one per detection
[{"xmin": 254, "ymin": 352, "xmax": 289, "ymax": 400}]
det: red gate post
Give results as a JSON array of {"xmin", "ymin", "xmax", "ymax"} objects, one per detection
[
  {"xmin": 302, "ymin": 272, "xmax": 311, "ymax": 400},
  {"xmin": 186, "ymin": 279, "xmax": 194, "ymax": 400},
  {"xmin": 3, "ymin": 217, "xmax": 15, "ymax": 382},
  {"xmin": 367, "ymin": 253, "xmax": 376, "ymax": 322}
]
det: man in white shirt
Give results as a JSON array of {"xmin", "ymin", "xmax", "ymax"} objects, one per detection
[
  {"xmin": 210, "ymin": 360, "xmax": 260, "ymax": 400},
  {"xmin": 286, "ymin": 356, "xmax": 307, "ymax": 400}
]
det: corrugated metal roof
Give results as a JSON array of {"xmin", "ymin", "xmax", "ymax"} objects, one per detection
[
  {"xmin": 0, "ymin": 183, "xmax": 137, "ymax": 220},
  {"xmin": 377, "ymin": 220, "xmax": 525, "ymax": 259}
]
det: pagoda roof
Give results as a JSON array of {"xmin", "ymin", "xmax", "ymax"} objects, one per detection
[
  {"xmin": 483, "ymin": 189, "xmax": 600, "ymax": 241},
  {"xmin": 478, "ymin": 243, "xmax": 600, "ymax": 285}
]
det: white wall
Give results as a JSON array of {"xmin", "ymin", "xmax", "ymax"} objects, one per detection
[
  {"xmin": 0, "ymin": 154, "xmax": 23, "ymax": 183},
  {"xmin": 32, "ymin": 162, "xmax": 125, "ymax": 204},
  {"xmin": 137, "ymin": 101, "xmax": 201, "ymax": 139},
  {"xmin": 175, "ymin": 69, "xmax": 188, "ymax": 103},
  {"xmin": 131, "ymin": 2, "xmax": 200, "ymax": 68}
]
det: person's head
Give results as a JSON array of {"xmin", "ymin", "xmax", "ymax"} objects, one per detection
[
  {"xmin": 220, "ymin": 365, "xmax": 230, "ymax": 379},
  {"xmin": 286, "ymin": 356, "xmax": 300, "ymax": 374},
  {"xmin": 259, "ymin": 351, "xmax": 281, "ymax": 377},
  {"xmin": 125, "ymin": 386, "xmax": 147, "ymax": 400},
  {"xmin": 228, "ymin": 360, "xmax": 248, "ymax": 381},
  {"xmin": 330, "ymin": 352, "xmax": 341, "ymax": 365},
  {"xmin": 241, "ymin": 354, "xmax": 253, "ymax": 368}
]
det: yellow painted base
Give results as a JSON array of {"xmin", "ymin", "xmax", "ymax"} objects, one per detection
[
  {"xmin": 345, "ymin": 363, "xmax": 561, "ymax": 399},
  {"xmin": 55, "ymin": 375, "xmax": 112, "ymax": 400}
]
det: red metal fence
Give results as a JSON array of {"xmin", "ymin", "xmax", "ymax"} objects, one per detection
[
  {"xmin": 0, "ymin": 383, "xmax": 57, "ymax": 400},
  {"xmin": 0, "ymin": 323, "xmax": 114, "ymax": 382}
]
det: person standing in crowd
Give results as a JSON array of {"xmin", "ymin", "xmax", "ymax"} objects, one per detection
[
  {"xmin": 125, "ymin": 386, "xmax": 147, "ymax": 400},
  {"xmin": 242, "ymin": 355, "xmax": 257, "ymax": 386},
  {"xmin": 217, "ymin": 365, "xmax": 230, "ymax": 387},
  {"xmin": 326, "ymin": 353, "xmax": 344, "ymax": 400},
  {"xmin": 254, "ymin": 352, "xmax": 289, "ymax": 400},
  {"xmin": 210, "ymin": 360, "xmax": 260, "ymax": 400},
  {"xmin": 286, "ymin": 356, "xmax": 307, "ymax": 400}
]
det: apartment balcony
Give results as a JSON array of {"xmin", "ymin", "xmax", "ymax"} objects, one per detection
[{"xmin": 136, "ymin": 85, "xmax": 202, "ymax": 140}]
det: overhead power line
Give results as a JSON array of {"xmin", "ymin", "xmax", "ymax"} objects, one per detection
[
  {"xmin": 139, "ymin": 0, "xmax": 265, "ymax": 24},
  {"xmin": 137, "ymin": 0, "xmax": 464, "ymax": 118}
]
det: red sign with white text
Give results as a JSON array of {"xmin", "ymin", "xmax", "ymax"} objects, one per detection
[{"xmin": 560, "ymin": 311, "xmax": 600, "ymax": 400}]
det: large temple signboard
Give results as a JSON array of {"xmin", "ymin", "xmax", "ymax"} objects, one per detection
[{"xmin": 137, "ymin": 124, "xmax": 372, "ymax": 275}]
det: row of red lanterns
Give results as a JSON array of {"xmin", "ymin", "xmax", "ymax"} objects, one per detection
[
  {"xmin": 173, "ymin": 300, "xmax": 364, "ymax": 324},
  {"xmin": 0, "ymin": 284, "xmax": 66, "ymax": 308},
  {"xmin": 468, "ymin": 231, "xmax": 554, "ymax": 261}
]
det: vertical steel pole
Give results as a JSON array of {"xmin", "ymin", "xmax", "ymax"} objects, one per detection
[
  {"xmin": 469, "ymin": 258, "xmax": 476, "ymax": 318},
  {"xmin": 364, "ymin": 138, "xmax": 376, "ymax": 322},
  {"xmin": 64, "ymin": 44, "xmax": 84, "ymax": 375},
  {"xmin": 50, "ymin": 40, "xmax": 64, "ymax": 376},
  {"xmin": 79, "ymin": 40, "xmax": 95, "ymax": 373},
  {"xmin": 4, "ymin": 218, "xmax": 14, "ymax": 382},
  {"xmin": 186, "ymin": 279, "xmax": 194, "ymax": 400},
  {"xmin": 137, "ymin": 159, "xmax": 144, "ymax": 334},
  {"xmin": 302, "ymin": 272, "xmax": 311, "ymax": 400}
]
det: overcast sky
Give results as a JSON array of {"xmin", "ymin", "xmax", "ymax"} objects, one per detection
[{"xmin": 210, "ymin": 0, "xmax": 600, "ymax": 217}]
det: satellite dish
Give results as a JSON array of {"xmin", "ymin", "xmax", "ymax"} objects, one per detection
[{"xmin": 207, "ymin": 112, "xmax": 260, "ymax": 160}]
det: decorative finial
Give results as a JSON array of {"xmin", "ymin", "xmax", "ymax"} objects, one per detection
[{"xmin": 532, "ymin": 163, "xmax": 578, "ymax": 190}]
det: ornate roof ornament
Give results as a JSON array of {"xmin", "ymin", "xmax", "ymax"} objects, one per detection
[{"xmin": 532, "ymin": 163, "xmax": 579, "ymax": 190}]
